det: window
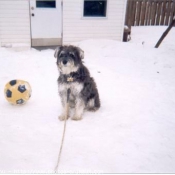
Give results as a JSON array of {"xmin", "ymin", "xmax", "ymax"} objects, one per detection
[
  {"xmin": 36, "ymin": 0, "xmax": 56, "ymax": 8},
  {"xmin": 83, "ymin": 0, "xmax": 107, "ymax": 17}
]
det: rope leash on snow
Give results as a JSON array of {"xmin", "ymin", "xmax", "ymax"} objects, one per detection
[{"xmin": 54, "ymin": 88, "xmax": 71, "ymax": 173}]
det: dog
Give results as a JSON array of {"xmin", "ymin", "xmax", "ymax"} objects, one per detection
[{"xmin": 54, "ymin": 45, "xmax": 100, "ymax": 121}]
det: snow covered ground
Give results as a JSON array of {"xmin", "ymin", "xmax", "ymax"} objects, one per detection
[{"xmin": 0, "ymin": 26, "xmax": 175, "ymax": 173}]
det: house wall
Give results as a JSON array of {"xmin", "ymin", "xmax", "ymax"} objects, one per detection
[
  {"xmin": 63, "ymin": 0, "xmax": 127, "ymax": 44},
  {"xmin": 0, "ymin": 0, "xmax": 127, "ymax": 47},
  {"xmin": 0, "ymin": 0, "xmax": 31, "ymax": 47}
]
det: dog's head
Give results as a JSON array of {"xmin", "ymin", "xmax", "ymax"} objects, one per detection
[{"xmin": 54, "ymin": 45, "xmax": 84, "ymax": 75}]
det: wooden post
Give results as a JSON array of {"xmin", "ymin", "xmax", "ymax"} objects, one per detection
[{"xmin": 155, "ymin": 18, "xmax": 175, "ymax": 48}]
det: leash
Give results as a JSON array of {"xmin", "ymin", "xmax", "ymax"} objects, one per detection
[{"xmin": 54, "ymin": 88, "xmax": 71, "ymax": 173}]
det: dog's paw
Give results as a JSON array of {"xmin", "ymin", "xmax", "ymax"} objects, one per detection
[
  {"xmin": 87, "ymin": 107, "xmax": 99, "ymax": 112},
  {"xmin": 71, "ymin": 115, "xmax": 82, "ymax": 121},
  {"xmin": 58, "ymin": 114, "xmax": 68, "ymax": 121}
]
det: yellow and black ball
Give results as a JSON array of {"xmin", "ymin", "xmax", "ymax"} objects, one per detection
[{"xmin": 4, "ymin": 80, "xmax": 32, "ymax": 105}]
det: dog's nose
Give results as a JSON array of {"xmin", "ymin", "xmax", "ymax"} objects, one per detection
[{"xmin": 63, "ymin": 60, "xmax": 67, "ymax": 65}]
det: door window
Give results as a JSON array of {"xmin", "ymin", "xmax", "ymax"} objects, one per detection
[{"xmin": 36, "ymin": 0, "xmax": 56, "ymax": 8}]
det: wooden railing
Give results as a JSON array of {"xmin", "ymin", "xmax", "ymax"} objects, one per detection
[{"xmin": 125, "ymin": 0, "xmax": 175, "ymax": 28}]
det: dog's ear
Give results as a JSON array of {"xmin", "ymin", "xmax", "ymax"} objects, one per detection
[
  {"xmin": 54, "ymin": 46, "xmax": 61, "ymax": 58},
  {"xmin": 77, "ymin": 47, "xmax": 84, "ymax": 59}
]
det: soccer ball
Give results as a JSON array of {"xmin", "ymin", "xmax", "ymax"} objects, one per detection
[{"xmin": 4, "ymin": 80, "xmax": 32, "ymax": 105}]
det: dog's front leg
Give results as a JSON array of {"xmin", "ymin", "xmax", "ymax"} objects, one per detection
[
  {"xmin": 59, "ymin": 91, "xmax": 69, "ymax": 121},
  {"xmin": 72, "ymin": 98, "xmax": 85, "ymax": 121}
]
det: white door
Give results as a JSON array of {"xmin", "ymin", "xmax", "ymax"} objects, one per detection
[{"xmin": 30, "ymin": 0, "xmax": 62, "ymax": 46}]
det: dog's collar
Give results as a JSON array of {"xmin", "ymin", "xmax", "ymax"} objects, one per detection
[{"xmin": 62, "ymin": 71, "xmax": 87, "ymax": 82}]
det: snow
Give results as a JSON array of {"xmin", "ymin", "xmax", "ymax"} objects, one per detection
[{"xmin": 0, "ymin": 26, "xmax": 175, "ymax": 173}]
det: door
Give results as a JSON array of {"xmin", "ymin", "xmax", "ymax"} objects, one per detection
[{"xmin": 30, "ymin": 0, "xmax": 62, "ymax": 46}]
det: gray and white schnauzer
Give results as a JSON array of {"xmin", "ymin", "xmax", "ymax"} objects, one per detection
[{"xmin": 54, "ymin": 45, "xmax": 100, "ymax": 121}]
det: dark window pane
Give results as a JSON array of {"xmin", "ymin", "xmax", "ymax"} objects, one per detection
[
  {"xmin": 36, "ymin": 1, "xmax": 56, "ymax": 8},
  {"xmin": 84, "ymin": 0, "xmax": 107, "ymax": 17}
]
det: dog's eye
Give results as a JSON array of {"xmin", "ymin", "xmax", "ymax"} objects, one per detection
[
  {"xmin": 59, "ymin": 53, "xmax": 66, "ymax": 57},
  {"xmin": 69, "ymin": 53, "xmax": 75, "ymax": 58}
]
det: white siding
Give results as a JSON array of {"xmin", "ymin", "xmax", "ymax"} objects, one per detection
[
  {"xmin": 0, "ymin": 0, "xmax": 31, "ymax": 47},
  {"xmin": 63, "ymin": 0, "xmax": 127, "ymax": 44}
]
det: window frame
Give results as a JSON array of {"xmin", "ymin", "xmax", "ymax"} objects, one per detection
[{"xmin": 82, "ymin": 0, "xmax": 108, "ymax": 19}]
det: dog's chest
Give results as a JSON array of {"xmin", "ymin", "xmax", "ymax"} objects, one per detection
[{"xmin": 58, "ymin": 82, "xmax": 83, "ymax": 96}]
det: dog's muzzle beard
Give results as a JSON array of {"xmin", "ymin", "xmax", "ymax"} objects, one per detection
[{"xmin": 57, "ymin": 59, "xmax": 79, "ymax": 75}]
